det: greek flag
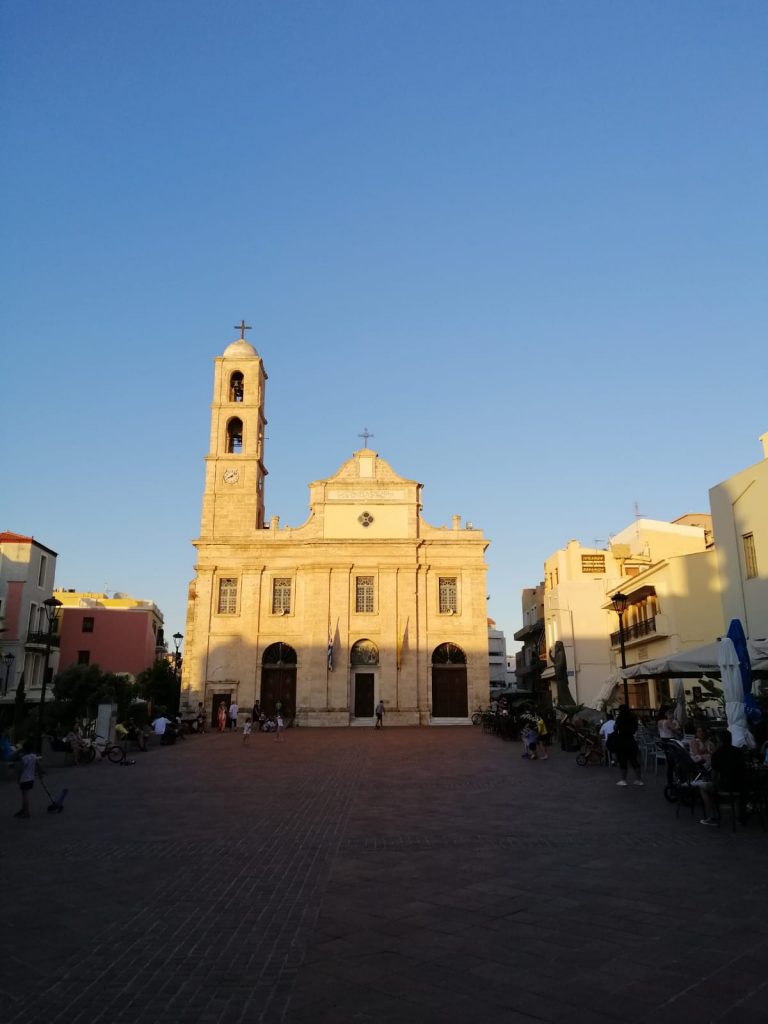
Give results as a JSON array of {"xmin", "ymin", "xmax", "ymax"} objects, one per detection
[{"xmin": 327, "ymin": 631, "xmax": 334, "ymax": 672}]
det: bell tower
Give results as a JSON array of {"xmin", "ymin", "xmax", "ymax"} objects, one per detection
[{"xmin": 198, "ymin": 326, "xmax": 268, "ymax": 540}]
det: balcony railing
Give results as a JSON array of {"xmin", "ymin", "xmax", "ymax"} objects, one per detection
[
  {"xmin": 610, "ymin": 617, "xmax": 658, "ymax": 647},
  {"xmin": 26, "ymin": 630, "xmax": 61, "ymax": 648}
]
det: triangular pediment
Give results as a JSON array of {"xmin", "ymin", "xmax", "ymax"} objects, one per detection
[{"xmin": 320, "ymin": 449, "xmax": 418, "ymax": 487}]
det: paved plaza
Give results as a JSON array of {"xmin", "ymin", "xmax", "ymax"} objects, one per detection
[{"xmin": 3, "ymin": 726, "xmax": 768, "ymax": 1024}]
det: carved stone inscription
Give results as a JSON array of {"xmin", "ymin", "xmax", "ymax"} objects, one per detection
[{"xmin": 326, "ymin": 488, "xmax": 405, "ymax": 501}]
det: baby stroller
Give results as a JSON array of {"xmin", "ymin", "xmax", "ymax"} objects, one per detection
[{"xmin": 662, "ymin": 741, "xmax": 710, "ymax": 806}]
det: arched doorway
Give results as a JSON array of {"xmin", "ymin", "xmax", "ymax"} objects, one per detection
[
  {"xmin": 431, "ymin": 642, "xmax": 468, "ymax": 718},
  {"xmin": 260, "ymin": 642, "xmax": 297, "ymax": 718},
  {"xmin": 350, "ymin": 639, "xmax": 378, "ymax": 719}
]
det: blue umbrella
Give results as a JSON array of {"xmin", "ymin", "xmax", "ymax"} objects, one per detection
[{"xmin": 727, "ymin": 618, "xmax": 761, "ymax": 723}]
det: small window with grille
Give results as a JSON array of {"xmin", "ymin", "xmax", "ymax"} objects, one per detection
[
  {"xmin": 272, "ymin": 577, "xmax": 292, "ymax": 615},
  {"xmin": 438, "ymin": 576, "xmax": 458, "ymax": 614},
  {"xmin": 743, "ymin": 533, "xmax": 758, "ymax": 579},
  {"xmin": 217, "ymin": 578, "xmax": 238, "ymax": 615},
  {"xmin": 355, "ymin": 576, "xmax": 374, "ymax": 614}
]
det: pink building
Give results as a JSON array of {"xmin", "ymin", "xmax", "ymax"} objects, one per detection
[
  {"xmin": 0, "ymin": 531, "xmax": 59, "ymax": 702},
  {"xmin": 55, "ymin": 592, "xmax": 165, "ymax": 678}
]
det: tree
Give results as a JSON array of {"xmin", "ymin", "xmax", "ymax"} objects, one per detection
[
  {"xmin": 53, "ymin": 664, "xmax": 137, "ymax": 720},
  {"xmin": 137, "ymin": 659, "xmax": 180, "ymax": 715},
  {"xmin": 13, "ymin": 672, "xmax": 27, "ymax": 742}
]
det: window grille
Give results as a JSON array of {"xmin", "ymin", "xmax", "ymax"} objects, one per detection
[
  {"xmin": 218, "ymin": 578, "xmax": 238, "ymax": 615},
  {"xmin": 355, "ymin": 576, "xmax": 374, "ymax": 613},
  {"xmin": 438, "ymin": 577, "xmax": 458, "ymax": 614},
  {"xmin": 743, "ymin": 533, "xmax": 758, "ymax": 579},
  {"xmin": 272, "ymin": 577, "xmax": 292, "ymax": 614}
]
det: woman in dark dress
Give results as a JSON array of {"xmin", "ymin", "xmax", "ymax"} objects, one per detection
[{"xmin": 613, "ymin": 704, "xmax": 644, "ymax": 787}]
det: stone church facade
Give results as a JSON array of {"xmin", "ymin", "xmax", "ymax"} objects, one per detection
[{"xmin": 182, "ymin": 333, "xmax": 490, "ymax": 726}]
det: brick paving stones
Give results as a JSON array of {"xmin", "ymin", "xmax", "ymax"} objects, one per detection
[{"xmin": 3, "ymin": 727, "xmax": 768, "ymax": 1023}]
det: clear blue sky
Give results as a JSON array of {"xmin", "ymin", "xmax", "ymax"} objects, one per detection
[{"xmin": 2, "ymin": 1, "xmax": 766, "ymax": 651}]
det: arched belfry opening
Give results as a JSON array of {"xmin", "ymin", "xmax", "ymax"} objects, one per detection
[
  {"xmin": 431, "ymin": 642, "xmax": 468, "ymax": 718},
  {"xmin": 229, "ymin": 371, "xmax": 244, "ymax": 402},
  {"xmin": 260, "ymin": 642, "xmax": 297, "ymax": 719},
  {"xmin": 226, "ymin": 417, "xmax": 243, "ymax": 454}
]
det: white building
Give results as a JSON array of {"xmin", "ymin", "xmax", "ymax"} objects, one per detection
[{"xmin": 487, "ymin": 621, "xmax": 508, "ymax": 689}]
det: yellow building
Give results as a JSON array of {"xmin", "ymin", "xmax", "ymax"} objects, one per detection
[
  {"xmin": 182, "ymin": 334, "xmax": 490, "ymax": 726},
  {"xmin": 709, "ymin": 432, "xmax": 768, "ymax": 639},
  {"xmin": 539, "ymin": 517, "xmax": 717, "ymax": 710}
]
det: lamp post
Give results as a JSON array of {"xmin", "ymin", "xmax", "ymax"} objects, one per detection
[
  {"xmin": 3, "ymin": 652, "xmax": 14, "ymax": 697},
  {"xmin": 172, "ymin": 632, "xmax": 184, "ymax": 715},
  {"xmin": 37, "ymin": 596, "xmax": 62, "ymax": 751},
  {"xmin": 611, "ymin": 592, "xmax": 630, "ymax": 707}
]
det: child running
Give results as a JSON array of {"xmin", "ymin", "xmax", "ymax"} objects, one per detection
[
  {"xmin": 242, "ymin": 717, "xmax": 252, "ymax": 745},
  {"xmin": 15, "ymin": 739, "xmax": 38, "ymax": 819}
]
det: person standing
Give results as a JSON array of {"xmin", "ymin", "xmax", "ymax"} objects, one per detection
[
  {"xmin": 242, "ymin": 717, "xmax": 252, "ymax": 745},
  {"xmin": 535, "ymin": 715, "xmax": 549, "ymax": 759},
  {"xmin": 217, "ymin": 702, "xmax": 227, "ymax": 733},
  {"xmin": 15, "ymin": 739, "xmax": 38, "ymax": 819},
  {"xmin": 274, "ymin": 710, "xmax": 285, "ymax": 742},
  {"xmin": 599, "ymin": 714, "xmax": 617, "ymax": 766},
  {"xmin": 228, "ymin": 700, "xmax": 239, "ymax": 731},
  {"xmin": 375, "ymin": 699, "xmax": 385, "ymax": 729},
  {"xmin": 613, "ymin": 704, "xmax": 644, "ymax": 787}
]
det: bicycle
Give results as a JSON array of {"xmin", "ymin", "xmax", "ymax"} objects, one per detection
[
  {"xmin": 471, "ymin": 707, "xmax": 486, "ymax": 726},
  {"xmin": 575, "ymin": 734, "xmax": 605, "ymax": 767},
  {"xmin": 88, "ymin": 736, "xmax": 129, "ymax": 764}
]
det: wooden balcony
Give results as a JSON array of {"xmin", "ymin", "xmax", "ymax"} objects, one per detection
[{"xmin": 610, "ymin": 615, "xmax": 669, "ymax": 648}]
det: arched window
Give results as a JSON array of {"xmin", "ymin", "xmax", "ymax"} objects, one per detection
[
  {"xmin": 431, "ymin": 642, "xmax": 466, "ymax": 665},
  {"xmin": 350, "ymin": 639, "xmax": 379, "ymax": 665},
  {"xmin": 226, "ymin": 418, "xmax": 243, "ymax": 454},
  {"xmin": 229, "ymin": 372, "xmax": 244, "ymax": 402},
  {"xmin": 262, "ymin": 642, "xmax": 297, "ymax": 666}
]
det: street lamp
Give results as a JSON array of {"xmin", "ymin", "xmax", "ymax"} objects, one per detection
[
  {"xmin": 37, "ymin": 596, "xmax": 62, "ymax": 751},
  {"xmin": 611, "ymin": 592, "xmax": 630, "ymax": 707},
  {"xmin": 3, "ymin": 652, "xmax": 14, "ymax": 697},
  {"xmin": 172, "ymin": 632, "xmax": 184, "ymax": 714}
]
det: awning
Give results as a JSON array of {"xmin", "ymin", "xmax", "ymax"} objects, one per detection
[
  {"xmin": 596, "ymin": 679, "xmax": 619, "ymax": 703},
  {"xmin": 622, "ymin": 639, "xmax": 768, "ymax": 679}
]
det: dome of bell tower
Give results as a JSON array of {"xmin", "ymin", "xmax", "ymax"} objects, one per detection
[{"xmin": 223, "ymin": 339, "xmax": 259, "ymax": 358}]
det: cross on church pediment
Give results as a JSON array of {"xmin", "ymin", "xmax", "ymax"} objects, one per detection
[{"xmin": 358, "ymin": 428, "xmax": 374, "ymax": 448}]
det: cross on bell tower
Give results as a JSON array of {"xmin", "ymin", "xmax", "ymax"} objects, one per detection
[{"xmin": 234, "ymin": 319, "xmax": 252, "ymax": 340}]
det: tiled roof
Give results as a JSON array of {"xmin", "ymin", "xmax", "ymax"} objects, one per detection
[{"xmin": 0, "ymin": 531, "xmax": 35, "ymax": 543}]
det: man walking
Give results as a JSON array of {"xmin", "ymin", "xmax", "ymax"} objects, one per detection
[
  {"xmin": 228, "ymin": 700, "xmax": 239, "ymax": 731},
  {"xmin": 375, "ymin": 699, "xmax": 385, "ymax": 729}
]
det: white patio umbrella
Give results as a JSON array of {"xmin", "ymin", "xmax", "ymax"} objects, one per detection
[{"xmin": 718, "ymin": 637, "xmax": 755, "ymax": 749}]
